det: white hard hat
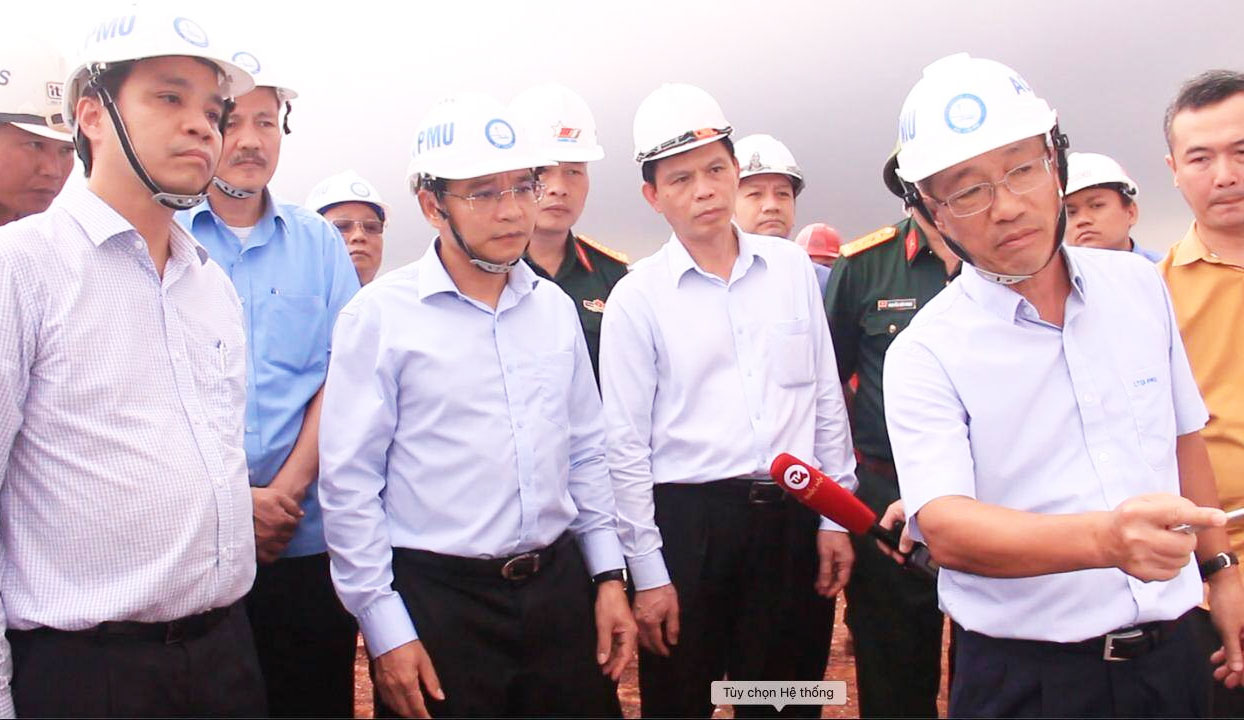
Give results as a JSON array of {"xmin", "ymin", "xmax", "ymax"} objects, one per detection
[
  {"xmin": 895, "ymin": 53, "xmax": 1058, "ymax": 184},
  {"xmin": 406, "ymin": 92, "xmax": 555, "ymax": 190},
  {"xmin": 0, "ymin": 33, "xmax": 71, "ymax": 141},
  {"xmin": 734, "ymin": 133, "xmax": 804, "ymax": 196},
  {"xmin": 632, "ymin": 83, "xmax": 731, "ymax": 163},
  {"xmin": 63, "ymin": 7, "xmax": 257, "ymax": 129},
  {"xmin": 1064, "ymin": 152, "xmax": 1139, "ymax": 197},
  {"xmin": 508, "ymin": 83, "xmax": 604, "ymax": 162},
  {"xmin": 306, "ymin": 170, "xmax": 389, "ymax": 222},
  {"xmin": 227, "ymin": 50, "xmax": 297, "ymax": 103}
]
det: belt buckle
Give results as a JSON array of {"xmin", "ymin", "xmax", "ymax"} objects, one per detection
[
  {"xmin": 748, "ymin": 481, "xmax": 782, "ymax": 505},
  {"xmin": 501, "ymin": 552, "xmax": 540, "ymax": 581},
  {"xmin": 1102, "ymin": 628, "xmax": 1144, "ymax": 662}
]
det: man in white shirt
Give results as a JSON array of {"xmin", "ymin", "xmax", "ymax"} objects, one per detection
[
  {"xmin": 0, "ymin": 9, "xmax": 262, "ymax": 717},
  {"xmin": 600, "ymin": 83, "xmax": 856, "ymax": 718},
  {"xmin": 883, "ymin": 52, "xmax": 1244, "ymax": 718}
]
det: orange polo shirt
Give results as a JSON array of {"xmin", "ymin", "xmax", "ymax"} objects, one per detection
[{"xmin": 1158, "ymin": 223, "xmax": 1244, "ymax": 551}]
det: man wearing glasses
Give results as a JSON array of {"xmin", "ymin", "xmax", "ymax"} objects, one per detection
[
  {"xmin": 319, "ymin": 93, "xmax": 636, "ymax": 719},
  {"xmin": 307, "ymin": 170, "xmax": 389, "ymax": 285},
  {"xmin": 883, "ymin": 53, "xmax": 1244, "ymax": 717},
  {"xmin": 178, "ymin": 64, "xmax": 361, "ymax": 717}
]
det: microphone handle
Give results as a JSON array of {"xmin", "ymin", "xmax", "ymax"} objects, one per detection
[{"xmin": 872, "ymin": 520, "xmax": 939, "ymax": 582}]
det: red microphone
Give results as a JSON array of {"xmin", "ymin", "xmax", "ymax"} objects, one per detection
[{"xmin": 769, "ymin": 453, "xmax": 938, "ymax": 580}]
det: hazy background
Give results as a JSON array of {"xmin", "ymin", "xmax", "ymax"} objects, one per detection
[{"xmin": 23, "ymin": 1, "xmax": 1243, "ymax": 273}]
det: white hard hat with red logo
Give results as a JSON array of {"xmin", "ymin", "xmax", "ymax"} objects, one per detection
[
  {"xmin": 632, "ymin": 83, "xmax": 732, "ymax": 164},
  {"xmin": 508, "ymin": 83, "xmax": 604, "ymax": 162},
  {"xmin": 0, "ymin": 33, "xmax": 71, "ymax": 141},
  {"xmin": 734, "ymin": 133, "xmax": 804, "ymax": 196}
]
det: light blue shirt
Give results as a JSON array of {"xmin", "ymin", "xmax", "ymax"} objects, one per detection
[
  {"xmin": 600, "ymin": 228, "xmax": 857, "ymax": 591},
  {"xmin": 178, "ymin": 192, "xmax": 360, "ymax": 557},
  {"xmin": 884, "ymin": 247, "xmax": 1208, "ymax": 642},
  {"xmin": 1130, "ymin": 239, "xmax": 1164, "ymax": 263},
  {"xmin": 318, "ymin": 241, "xmax": 625, "ymax": 657}
]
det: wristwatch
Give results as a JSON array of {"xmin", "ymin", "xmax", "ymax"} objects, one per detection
[
  {"xmin": 1199, "ymin": 551, "xmax": 1239, "ymax": 581},
  {"xmin": 592, "ymin": 569, "xmax": 627, "ymax": 587}
]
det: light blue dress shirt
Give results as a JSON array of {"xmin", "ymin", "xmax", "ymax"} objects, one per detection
[
  {"xmin": 178, "ymin": 192, "xmax": 360, "ymax": 557},
  {"xmin": 318, "ymin": 241, "xmax": 625, "ymax": 657},
  {"xmin": 1130, "ymin": 239, "xmax": 1164, "ymax": 263},
  {"xmin": 884, "ymin": 247, "xmax": 1208, "ymax": 642},
  {"xmin": 600, "ymin": 228, "xmax": 857, "ymax": 591}
]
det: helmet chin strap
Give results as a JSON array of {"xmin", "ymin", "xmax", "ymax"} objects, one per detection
[
  {"xmin": 438, "ymin": 206, "xmax": 524, "ymax": 274},
  {"xmin": 211, "ymin": 176, "xmax": 258, "ymax": 199},
  {"xmin": 903, "ymin": 125, "xmax": 1071, "ymax": 287},
  {"xmin": 87, "ymin": 66, "xmax": 214, "ymax": 211}
]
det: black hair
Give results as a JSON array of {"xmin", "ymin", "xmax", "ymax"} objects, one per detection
[
  {"xmin": 76, "ymin": 62, "xmax": 134, "ymax": 176},
  {"xmin": 1164, "ymin": 69, "xmax": 1244, "ymax": 151},
  {"xmin": 641, "ymin": 135, "xmax": 735, "ymax": 186}
]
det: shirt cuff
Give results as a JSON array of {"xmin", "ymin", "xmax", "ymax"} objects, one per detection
[
  {"xmin": 627, "ymin": 548, "xmax": 672, "ymax": 591},
  {"xmin": 576, "ymin": 527, "xmax": 626, "ymax": 577},
  {"xmin": 357, "ymin": 592, "xmax": 418, "ymax": 658},
  {"xmin": 818, "ymin": 516, "xmax": 847, "ymax": 533}
]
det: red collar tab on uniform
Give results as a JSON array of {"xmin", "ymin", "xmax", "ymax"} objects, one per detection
[
  {"xmin": 574, "ymin": 238, "xmax": 594, "ymax": 273},
  {"xmin": 905, "ymin": 227, "xmax": 919, "ymax": 263}
]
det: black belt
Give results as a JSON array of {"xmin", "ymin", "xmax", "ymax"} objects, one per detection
[
  {"xmin": 394, "ymin": 532, "xmax": 572, "ymax": 582},
  {"xmin": 1065, "ymin": 619, "xmax": 1179, "ymax": 661},
  {"xmin": 710, "ymin": 478, "xmax": 787, "ymax": 505},
  {"xmin": 15, "ymin": 605, "xmax": 232, "ymax": 646}
]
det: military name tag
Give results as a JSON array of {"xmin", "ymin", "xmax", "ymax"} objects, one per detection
[
  {"xmin": 583, "ymin": 298, "xmax": 606, "ymax": 313},
  {"xmin": 877, "ymin": 298, "xmax": 917, "ymax": 311}
]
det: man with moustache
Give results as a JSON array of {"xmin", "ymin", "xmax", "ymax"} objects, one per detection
[
  {"xmin": 1063, "ymin": 151, "xmax": 1161, "ymax": 261},
  {"xmin": 307, "ymin": 170, "xmax": 389, "ymax": 285},
  {"xmin": 882, "ymin": 53, "xmax": 1244, "ymax": 717},
  {"xmin": 319, "ymin": 92, "xmax": 635, "ymax": 718},
  {"xmin": 178, "ymin": 59, "xmax": 360, "ymax": 718},
  {"xmin": 510, "ymin": 83, "xmax": 628, "ymax": 381},
  {"xmin": 601, "ymin": 83, "xmax": 856, "ymax": 718},
  {"xmin": 0, "ymin": 34, "xmax": 75, "ymax": 226},
  {"xmin": 0, "ymin": 8, "xmax": 263, "ymax": 716}
]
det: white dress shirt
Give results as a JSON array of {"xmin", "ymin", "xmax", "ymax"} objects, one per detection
[
  {"xmin": 0, "ymin": 187, "xmax": 256, "ymax": 715},
  {"xmin": 884, "ymin": 247, "xmax": 1208, "ymax": 642},
  {"xmin": 600, "ymin": 228, "xmax": 857, "ymax": 591},
  {"xmin": 318, "ymin": 242, "xmax": 625, "ymax": 658}
]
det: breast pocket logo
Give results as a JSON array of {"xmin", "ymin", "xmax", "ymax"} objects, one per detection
[{"xmin": 1132, "ymin": 376, "xmax": 1158, "ymax": 388}]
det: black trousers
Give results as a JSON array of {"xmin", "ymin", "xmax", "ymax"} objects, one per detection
[
  {"xmin": 1187, "ymin": 606, "xmax": 1244, "ymax": 717},
  {"xmin": 376, "ymin": 534, "xmax": 622, "ymax": 718},
  {"xmin": 8, "ymin": 601, "xmax": 265, "ymax": 717},
  {"xmin": 245, "ymin": 551, "xmax": 359, "ymax": 718},
  {"xmin": 638, "ymin": 480, "xmax": 835, "ymax": 719},
  {"xmin": 843, "ymin": 462, "xmax": 944, "ymax": 718},
  {"xmin": 951, "ymin": 611, "xmax": 1210, "ymax": 718}
]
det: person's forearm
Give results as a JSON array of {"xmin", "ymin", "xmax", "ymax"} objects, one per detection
[
  {"xmin": 918, "ymin": 495, "xmax": 1110, "ymax": 577},
  {"xmin": 1178, "ymin": 432, "xmax": 1232, "ymax": 561},
  {"xmin": 270, "ymin": 386, "xmax": 325, "ymax": 499}
]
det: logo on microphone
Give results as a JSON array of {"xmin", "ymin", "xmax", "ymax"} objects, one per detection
[{"xmin": 784, "ymin": 464, "xmax": 811, "ymax": 491}]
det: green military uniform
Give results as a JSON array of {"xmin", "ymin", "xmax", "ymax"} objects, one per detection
[
  {"xmin": 822, "ymin": 215, "xmax": 956, "ymax": 719},
  {"xmin": 526, "ymin": 232, "xmax": 628, "ymax": 382}
]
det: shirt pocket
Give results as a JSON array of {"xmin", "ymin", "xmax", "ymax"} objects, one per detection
[
  {"xmin": 259, "ymin": 291, "xmax": 329, "ymax": 373},
  {"xmin": 535, "ymin": 349, "xmax": 574, "ymax": 430},
  {"xmin": 189, "ymin": 336, "xmax": 245, "ymax": 438},
  {"xmin": 862, "ymin": 310, "xmax": 914, "ymax": 343},
  {"xmin": 769, "ymin": 318, "xmax": 815, "ymax": 388},
  {"xmin": 1124, "ymin": 364, "xmax": 1177, "ymax": 470}
]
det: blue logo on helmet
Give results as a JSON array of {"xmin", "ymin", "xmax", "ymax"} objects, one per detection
[
  {"xmin": 173, "ymin": 17, "xmax": 209, "ymax": 48},
  {"xmin": 944, "ymin": 93, "xmax": 986, "ymax": 134},
  {"xmin": 484, "ymin": 119, "xmax": 515, "ymax": 149},
  {"xmin": 232, "ymin": 52, "xmax": 261, "ymax": 75}
]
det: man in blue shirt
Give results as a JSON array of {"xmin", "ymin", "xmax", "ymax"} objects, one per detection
[
  {"xmin": 319, "ymin": 93, "xmax": 636, "ymax": 719},
  {"xmin": 177, "ymin": 62, "xmax": 360, "ymax": 718}
]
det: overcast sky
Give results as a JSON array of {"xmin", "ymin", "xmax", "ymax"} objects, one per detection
[{"xmin": 25, "ymin": 1, "xmax": 1244, "ymax": 274}]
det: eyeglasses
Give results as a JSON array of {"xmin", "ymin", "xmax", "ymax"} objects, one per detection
[
  {"xmin": 635, "ymin": 127, "xmax": 732, "ymax": 163},
  {"xmin": 930, "ymin": 155, "xmax": 1054, "ymax": 218},
  {"xmin": 331, "ymin": 219, "xmax": 385, "ymax": 235},
  {"xmin": 442, "ymin": 182, "xmax": 545, "ymax": 212}
]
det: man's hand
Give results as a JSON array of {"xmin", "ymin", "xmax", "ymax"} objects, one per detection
[
  {"xmin": 1207, "ymin": 568, "xmax": 1244, "ymax": 688},
  {"xmin": 632, "ymin": 584, "xmax": 680, "ymax": 657},
  {"xmin": 876, "ymin": 499, "xmax": 912, "ymax": 564},
  {"xmin": 594, "ymin": 580, "xmax": 638, "ymax": 681},
  {"xmin": 373, "ymin": 640, "xmax": 445, "ymax": 719},
  {"xmin": 1102, "ymin": 494, "xmax": 1225, "ymax": 581},
  {"xmin": 815, "ymin": 530, "xmax": 853, "ymax": 598},
  {"xmin": 251, "ymin": 486, "xmax": 303, "ymax": 564}
]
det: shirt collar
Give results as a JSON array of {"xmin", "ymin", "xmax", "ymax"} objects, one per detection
[
  {"xmin": 64, "ymin": 185, "xmax": 209, "ymax": 265},
  {"xmin": 416, "ymin": 238, "xmax": 540, "ymax": 304},
  {"xmin": 1170, "ymin": 222, "xmax": 1212, "ymax": 267},
  {"xmin": 664, "ymin": 223, "xmax": 766, "ymax": 286},
  {"xmin": 959, "ymin": 246, "xmax": 1086, "ymax": 323},
  {"xmin": 187, "ymin": 188, "xmax": 288, "ymax": 245}
]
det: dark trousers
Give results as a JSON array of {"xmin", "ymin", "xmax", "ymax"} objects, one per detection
[
  {"xmin": 639, "ymin": 480, "xmax": 835, "ymax": 719},
  {"xmin": 8, "ymin": 601, "xmax": 265, "ymax": 717},
  {"xmin": 1187, "ymin": 606, "xmax": 1244, "ymax": 717},
  {"xmin": 376, "ymin": 534, "xmax": 622, "ymax": 718},
  {"xmin": 246, "ymin": 551, "xmax": 358, "ymax": 718},
  {"xmin": 951, "ymin": 611, "xmax": 1210, "ymax": 718},
  {"xmin": 843, "ymin": 462, "xmax": 944, "ymax": 718}
]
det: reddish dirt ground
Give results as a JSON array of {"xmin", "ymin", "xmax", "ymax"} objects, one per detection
[{"xmin": 352, "ymin": 601, "xmax": 951, "ymax": 718}]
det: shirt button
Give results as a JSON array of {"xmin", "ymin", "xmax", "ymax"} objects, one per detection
[
  {"xmin": 1099, "ymin": 452, "xmax": 1111, "ymax": 463},
  {"xmin": 239, "ymin": 297, "xmax": 246, "ymax": 305},
  {"xmin": 245, "ymin": 425, "xmax": 255, "ymax": 433},
  {"xmin": 1083, "ymin": 393, "xmax": 1097, "ymax": 404},
  {"xmin": 132, "ymin": 240, "xmax": 143, "ymax": 250},
  {"xmin": 888, "ymin": 324, "xmax": 898, "ymax": 334},
  {"xmin": 517, "ymin": 420, "xmax": 525, "ymax": 429}
]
